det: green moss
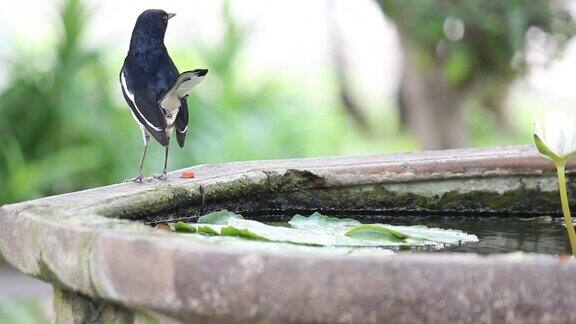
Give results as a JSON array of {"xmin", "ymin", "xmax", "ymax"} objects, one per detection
[
  {"xmin": 53, "ymin": 288, "xmax": 158, "ymax": 324},
  {"xmin": 97, "ymin": 185, "xmax": 198, "ymax": 220},
  {"xmin": 92, "ymin": 168, "xmax": 574, "ymax": 224},
  {"xmin": 260, "ymin": 173, "xmax": 566, "ymax": 216},
  {"xmin": 36, "ymin": 259, "xmax": 68, "ymax": 290}
]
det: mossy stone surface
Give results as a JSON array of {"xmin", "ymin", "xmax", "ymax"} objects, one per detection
[{"xmin": 2, "ymin": 145, "xmax": 576, "ymax": 323}]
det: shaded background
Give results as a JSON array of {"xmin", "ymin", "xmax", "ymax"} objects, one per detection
[{"xmin": 1, "ymin": 0, "xmax": 576, "ymax": 322}]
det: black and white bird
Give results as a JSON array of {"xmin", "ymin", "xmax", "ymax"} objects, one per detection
[{"xmin": 120, "ymin": 9, "xmax": 207, "ymax": 181}]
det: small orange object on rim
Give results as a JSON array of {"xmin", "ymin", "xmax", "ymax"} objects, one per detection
[
  {"xmin": 180, "ymin": 170, "xmax": 195, "ymax": 178},
  {"xmin": 556, "ymin": 254, "xmax": 572, "ymax": 262}
]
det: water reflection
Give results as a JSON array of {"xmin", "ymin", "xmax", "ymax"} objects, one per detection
[{"xmin": 379, "ymin": 215, "xmax": 571, "ymax": 255}]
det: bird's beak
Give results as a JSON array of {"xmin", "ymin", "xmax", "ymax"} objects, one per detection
[{"xmin": 168, "ymin": 13, "xmax": 176, "ymax": 20}]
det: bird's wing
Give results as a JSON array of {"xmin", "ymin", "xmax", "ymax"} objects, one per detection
[
  {"xmin": 159, "ymin": 69, "xmax": 207, "ymax": 110},
  {"xmin": 175, "ymin": 99, "xmax": 189, "ymax": 148},
  {"xmin": 120, "ymin": 69, "xmax": 169, "ymax": 146}
]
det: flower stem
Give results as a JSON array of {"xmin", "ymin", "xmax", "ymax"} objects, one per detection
[{"xmin": 556, "ymin": 162, "xmax": 576, "ymax": 255}]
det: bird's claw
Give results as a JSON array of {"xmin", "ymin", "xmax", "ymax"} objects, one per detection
[{"xmin": 151, "ymin": 172, "xmax": 168, "ymax": 181}]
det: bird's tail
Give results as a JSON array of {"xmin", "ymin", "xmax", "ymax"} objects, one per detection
[
  {"xmin": 176, "ymin": 129, "xmax": 186, "ymax": 148},
  {"xmin": 175, "ymin": 100, "xmax": 189, "ymax": 148}
]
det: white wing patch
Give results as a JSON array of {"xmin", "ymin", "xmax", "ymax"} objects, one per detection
[
  {"xmin": 175, "ymin": 74, "xmax": 204, "ymax": 97},
  {"xmin": 160, "ymin": 71, "xmax": 206, "ymax": 110},
  {"xmin": 120, "ymin": 71, "xmax": 162, "ymax": 132}
]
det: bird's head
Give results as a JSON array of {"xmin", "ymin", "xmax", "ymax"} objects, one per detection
[{"xmin": 129, "ymin": 9, "xmax": 176, "ymax": 52}]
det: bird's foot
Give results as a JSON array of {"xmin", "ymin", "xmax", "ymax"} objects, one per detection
[
  {"xmin": 123, "ymin": 173, "xmax": 144, "ymax": 183},
  {"xmin": 150, "ymin": 172, "xmax": 168, "ymax": 181}
]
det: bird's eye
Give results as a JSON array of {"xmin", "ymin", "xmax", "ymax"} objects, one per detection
[{"xmin": 162, "ymin": 16, "xmax": 168, "ymax": 22}]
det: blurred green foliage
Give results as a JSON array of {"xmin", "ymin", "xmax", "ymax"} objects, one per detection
[
  {"xmin": 0, "ymin": 298, "xmax": 48, "ymax": 324},
  {"xmin": 0, "ymin": 0, "xmax": 407, "ymax": 205},
  {"xmin": 377, "ymin": 0, "xmax": 575, "ymax": 88},
  {"xmin": 0, "ymin": 0, "xmax": 127, "ymax": 202}
]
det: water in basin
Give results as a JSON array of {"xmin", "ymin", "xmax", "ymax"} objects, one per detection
[
  {"xmin": 342, "ymin": 215, "xmax": 570, "ymax": 255},
  {"xmin": 164, "ymin": 213, "xmax": 571, "ymax": 255},
  {"xmin": 263, "ymin": 214, "xmax": 571, "ymax": 254}
]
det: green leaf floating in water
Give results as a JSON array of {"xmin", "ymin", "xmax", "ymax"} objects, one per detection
[
  {"xmin": 170, "ymin": 211, "xmax": 478, "ymax": 249},
  {"xmin": 197, "ymin": 210, "xmax": 244, "ymax": 224},
  {"xmin": 171, "ymin": 222, "xmax": 220, "ymax": 235},
  {"xmin": 289, "ymin": 213, "xmax": 361, "ymax": 228},
  {"xmin": 345, "ymin": 224, "xmax": 409, "ymax": 242}
]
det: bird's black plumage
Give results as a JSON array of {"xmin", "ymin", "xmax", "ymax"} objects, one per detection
[
  {"xmin": 120, "ymin": 9, "xmax": 179, "ymax": 146},
  {"xmin": 119, "ymin": 9, "xmax": 207, "ymax": 181}
]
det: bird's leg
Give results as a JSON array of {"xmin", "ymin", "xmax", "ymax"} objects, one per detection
[
  {"xmin": 162, "ymin": 145, "xmax": 169, "ymax": 178},
  {"xmin": 136, "ymin": 136, "xmax": 151, "ymax": 179},
  {"xmin": 152, "ymin": 144, "xmax": 170, "ymax": 181},
  {"xmin": 124, "ymin": 129, "xmax": 150, "ymax": 182}
]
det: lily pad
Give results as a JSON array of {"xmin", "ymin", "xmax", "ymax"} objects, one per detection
[
  {"xmin": 179, "ymin": 234, "xmax": 396, "ymax": 255},
  {"xmin": 197, "ymin": 210, "xmax": 244, "ymax": 224},
  {"xmin": 171, "ymin": 211, "xmax": 478, "ymax": 249},
  {"xmin": 345, "ymin": 224, "xmax": 409, "ymax": 242},
  {"xmin": 289, "ymin": 212, "xmax": 361, "ymax": 229}
]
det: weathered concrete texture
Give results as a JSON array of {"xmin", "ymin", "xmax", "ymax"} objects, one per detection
[
  {"xmin": 53, "ymin": 287, "xmax": 160, "ymax": 324},
  {"xmin": 2, "ymin": 145, "xmax": 576, "ymax": 323},
  {"xmin": 9, "ymin": 145, "xmax": 575, "ymax": 224}
]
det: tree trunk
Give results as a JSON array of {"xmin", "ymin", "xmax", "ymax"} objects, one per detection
[
  {"xmin": 400, "ymin": 42, "xmax": 468, "ymax": 149},
  {"xmin": 326, "ymin": 0, "xmax": 369, "ymax": 130},
  {"xmin": 478, "ymin": 80, "xmax": 511, "ymax": 132}
]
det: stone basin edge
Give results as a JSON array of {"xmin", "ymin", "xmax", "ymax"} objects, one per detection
[{"xmin": 1, "ymin": 145, "xmax": 576, "ymax": 322}]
